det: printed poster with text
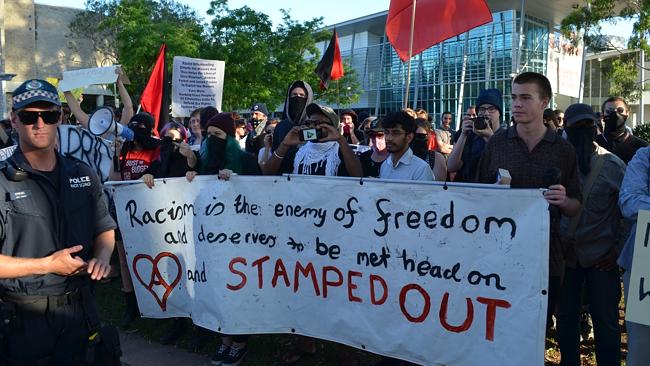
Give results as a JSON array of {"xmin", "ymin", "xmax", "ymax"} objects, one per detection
[
  {"xmin": 171, "ymin": 56, "xmax": 225, "ymax": 117},
  {"xmin": 111, "ymin": 176, "xmax": 549, "ymax": 366},
  {"xmin": 626, "ymin": 210, "xmax": 650, "ymax": 326}
]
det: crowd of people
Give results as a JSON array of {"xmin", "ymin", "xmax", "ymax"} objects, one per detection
[{"xmin": 0, "ymin": 70, "xmax": 649, "ymax": 366}]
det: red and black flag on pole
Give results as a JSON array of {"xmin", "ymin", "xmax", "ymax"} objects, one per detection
[
  {"xmin": 315, "ymin": 29, "xmax": 344, "ymax": 90},
  {"xmin": 140, "ymin": 43, "xmax": 169, "ymax": 136}
]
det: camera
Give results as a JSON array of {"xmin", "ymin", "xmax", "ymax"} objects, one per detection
[
  {"xmin": 471, "ymin": 116, "xmax": 488, "ymax": 130},
  {"xmin": 299, "ymin": 127, "xmax": 326, "ymax": 142}
]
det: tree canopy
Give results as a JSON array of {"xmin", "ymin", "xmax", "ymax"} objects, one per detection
[
  {"xmin": 71, "ymin": 0, "xmax": 363, "ymax": 112},
  {"xmin": 561, "ymin": 0, "xmax": 648, "ymax": 102}
]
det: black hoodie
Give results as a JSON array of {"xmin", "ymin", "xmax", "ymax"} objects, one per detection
[{"xmin": 272, "ymin": 80, "xmax": 314, "ymax": 152}]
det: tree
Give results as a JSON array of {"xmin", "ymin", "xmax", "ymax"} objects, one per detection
[
  {"xmin": 70, "ymin": 0, "xmax": 204, "ymax": 98},
  {"xmin": 561, "ymin": 0, "xmax": 648, "ymax": 102},
  {"xmin": 202, "ymin": 1, "xmax": 349, "ymax": 112}
]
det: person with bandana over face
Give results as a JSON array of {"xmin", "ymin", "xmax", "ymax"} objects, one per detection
[
  {"xmin": 358, "ymin": 117, "xmax": 388, "ymax": 177},
  {"xmin": 264, "ymin": 103, "xmax": 362, "ymax": 177},
  {"xmin": 557, "ymin": 103, "xmax": 625, "ymax": 366},
  {"xmin": 264, "ymin": 81, "xmax": 313, "ymax": 175},
  {"xmin": 186, "ymin": 112, "xmax": 261, "ymax": 181},
  {"xmin": 412, "ymin": 118, "xmax": 447, "ymax": 181},
  {"xmin": 596, "ymin": 97, "xmax": 648, "ymax": 164},
  {"xmin": 245, "ymin": 102, "xmax": 270, "ymax": 155},
  {"xmin": 140, "ymin": 121, "xmax": 193, "ymax": 188}
]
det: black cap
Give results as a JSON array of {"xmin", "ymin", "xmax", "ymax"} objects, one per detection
[
  {"xmin": 12, "ymin": 79, "xmax": 61, "ymax": 110},
  {"xmin": 564, "ymin": 103, "xmax": 597, "ymax": 127},
  {"xmin": 251, "ymin": 103, "xmax": 269, "ymax": 116}
]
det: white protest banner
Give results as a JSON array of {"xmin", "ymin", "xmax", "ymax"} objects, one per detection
[
  {"xmin": 547, "ymin": 31, "xmax": 584, "ymax": 98},
  {"xmin": 626, "ymin": 210, "xmax": 650, "ymax": 326},
  {"xmin": 58, "ymin": 125, "xmax": 114, "ymax": 182},
  {"xmin": 0, "ymin": 145, "xmax": 17, "ymax": 161},
  {"xmin": 171, "ymin": 56, "xmax": 225, "ymax": 117},
  {"xmin": 0, "ymin": 126, "xmax": 113, "ymax": 182},
  {"xmin": 111, "ymin": 176, "xmax": 549, "ymax": 366},
  {"xmin": 59, "ymin": 65, "xmax": 129, "ymax": 92}
]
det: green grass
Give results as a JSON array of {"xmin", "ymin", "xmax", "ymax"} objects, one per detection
[{"xmin": 96, "ymin": 279, "xmax": 628, "ymax": 366}]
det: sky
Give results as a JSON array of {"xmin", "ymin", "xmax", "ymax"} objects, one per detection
[{"xmin": 36, "ymin": 0, "xmax": 633, "ymax": 39}]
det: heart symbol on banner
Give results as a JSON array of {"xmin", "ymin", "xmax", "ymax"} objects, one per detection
[{"xmin": 132, "ymin": 252, "xmax": 182, "ymax": 311}]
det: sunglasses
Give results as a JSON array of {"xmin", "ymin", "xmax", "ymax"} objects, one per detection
[{"xmin": 17, "ymin": 110, "xmax": 61, "ymax": 125}]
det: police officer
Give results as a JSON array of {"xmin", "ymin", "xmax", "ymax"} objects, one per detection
[{"xmin": 0, "ymin": 79, "xmax": 116, "ymax": 365}]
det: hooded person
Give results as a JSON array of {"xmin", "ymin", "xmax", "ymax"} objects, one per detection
[
  {"xmin": 340, "ymin": 109, "xmax": 362, "ymax": 144},
  {"xmin": 271, "ymin": 80, "xmax": 314, "ymax": 152},
  {"xmin": 120, "ymin": 112, "xmax": 161, "ymax": 180},
  {"xmin": 264, "ymin": 103, "xmax": 362, "ymax": 177},
  {"xmin": 191, "ymin": 112, "xmax": 260, "ymax": 177},
  {"xmin": 595, "ymin": 96, "xmax": 648, "ymax": 164}
]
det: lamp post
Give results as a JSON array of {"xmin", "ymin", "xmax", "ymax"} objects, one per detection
[{"xmin": 0, "ymin": 73, "xmax": 16, "ymax": 119}]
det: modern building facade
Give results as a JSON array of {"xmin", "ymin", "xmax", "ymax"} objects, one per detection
[
  {"xmin": 0, "ymin": 0, "xmax": 113, "ymax": 118},
  {"xmin": 583, "ymin": 48, "xmax": 648, "ymax": 127},
  {"xmin": 319, "ymin": 0, "xmax": 585, "ymax": 127}
]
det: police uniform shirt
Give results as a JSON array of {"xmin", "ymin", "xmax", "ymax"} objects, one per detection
[{"xmin": 0, "ymin": 149, "xmax": 117, "ymax": 295}]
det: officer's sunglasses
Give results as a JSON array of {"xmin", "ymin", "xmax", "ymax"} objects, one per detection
[{"xmin": 17, "ymin": 110, "xmax": 61, "ymax": 125}]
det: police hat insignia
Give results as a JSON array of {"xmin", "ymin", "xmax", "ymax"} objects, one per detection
[{"xmin": 25, "ymin": 80, "xmax": 43, "ymax": 90}]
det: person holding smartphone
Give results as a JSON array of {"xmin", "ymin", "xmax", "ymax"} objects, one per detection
[
  {"xmin": 447, "ymin": 89, "xmax": 502, "ymax": 182},
  {"xmin": 263, "ymin": 103, "xmax": 362, "ymax": 177}
]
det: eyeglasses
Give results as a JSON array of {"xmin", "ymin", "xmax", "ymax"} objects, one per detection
[
  {"xmin": 17, "ymin": 110, "xmax": 61, "ymax": 125},
  {"xmin": 384, "ymin": 129, "xmax": 406, "ymax": 137},
  {"xmin": 478, "ymin": 106, "xmax": 498, "ymax": 113},
  {"xmin": 605, "ymin": 107, "xmax": 626, "ymax": 115}
]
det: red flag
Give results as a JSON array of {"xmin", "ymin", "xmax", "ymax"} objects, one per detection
[
  {"xmin": 314, "ymin": 29, "xmax": 344, "ymax": 90},
  {"xmin": 140, "ymin": 44, "xmax": 168, "ymax": 135},
  {"xmin": 386, "ymin": 0, "xmax": 493, "ymax": 62}
]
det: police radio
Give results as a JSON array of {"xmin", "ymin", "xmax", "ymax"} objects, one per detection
[{"xmin": 0, "ymin": 161, "xmax": 28, "ymax": 182}]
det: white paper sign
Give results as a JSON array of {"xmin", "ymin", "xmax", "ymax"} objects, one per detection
[
  {"xmin": 626, "ymin": 210, "xmax": 650, "ymax": 326},
  {"xmin": 171, "ymin": 56, "xmax": 225, "ymax": 117},
  {"xmin": 547, "ymin": 32, "xmax": 585, "ymax": 98},
  {"xmin": 59, "ymin": 66, "xmax": 123, "ymax": 92},
  {"xmin": 110, "ymin": 176, "xmax": 549, "ymax": 366}
]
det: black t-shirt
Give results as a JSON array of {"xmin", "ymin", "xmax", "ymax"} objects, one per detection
[
  {"xmin": 596, "ymin": 133, "xmax": 649, "ymax": 164},
  {"xmin": 359, "ymin": 150, "xmax": 386, "ymax": 178},
  {"xmin": 36, "ymin": 166, "xmax": 61, "ymax": 194}
]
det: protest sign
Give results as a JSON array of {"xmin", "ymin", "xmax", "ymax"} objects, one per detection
[
  {"xmin": 0, "ymin": 126, "xmax": 113, "ymax": 182},
  {"xmin": 547, "ymin": 31, "xmax": 584, "ymax": 98},
  {"xmin": 626, "ymin": 209, "xmax": 650, "ymax": 326},
  {"xmin": 171, "ymin": 56, "xmax": 225, "ymax": 117},
  {"xmin": 110, "ymin": 176, "xmax": 549, "ymax": 365},
  {"xmin": 58, "ymin": 65, "xmax": 128, "ymax": 92}
]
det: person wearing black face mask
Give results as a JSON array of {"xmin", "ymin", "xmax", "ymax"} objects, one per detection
[
  {"xmin": 411, "ymin": 118, "xmax": 446, "ymax": 181},
  {"xmin": 140, "ymin": 122, "xmax": 192, "ymax": 189},
  {"xmin": 245, "ymin": 103, "xmax": 269, "ymax": 156},
  {"xmin": 595, "ymin": 96, "xmax": 648, "ymax": 164},
  {"xmin": 265, "ymin": 81, "xmax": 313, "ymax": 175},
  {"xmin": 557, "ymin": 103, "xmax": 626, "ymax": 366},
  {"xmin": 119, "ymin": 112, "xmax": 161, "ymax": 181}
]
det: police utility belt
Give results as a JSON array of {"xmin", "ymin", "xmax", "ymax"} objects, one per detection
[{"xmin": 1, "ymin": 289, "xmax": 82, "ymax": 313}]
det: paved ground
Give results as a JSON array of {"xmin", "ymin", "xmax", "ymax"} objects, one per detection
[{"xmin": 120, "ymin": 331, "xmax": 211, "ymax": 366}]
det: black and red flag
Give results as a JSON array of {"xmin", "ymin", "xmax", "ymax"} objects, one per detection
[
  {"xmin": 140, "ymin": 43, "xmax": 169, "ymax": 136},
  {"xmin": 314, "ymin": 29, "xmax": 344, "ymax": 90}
]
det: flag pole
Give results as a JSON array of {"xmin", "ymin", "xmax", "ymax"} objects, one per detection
[{"xmin": 403, "ymin": 0, "xmax": 417, "ymax": 109}]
